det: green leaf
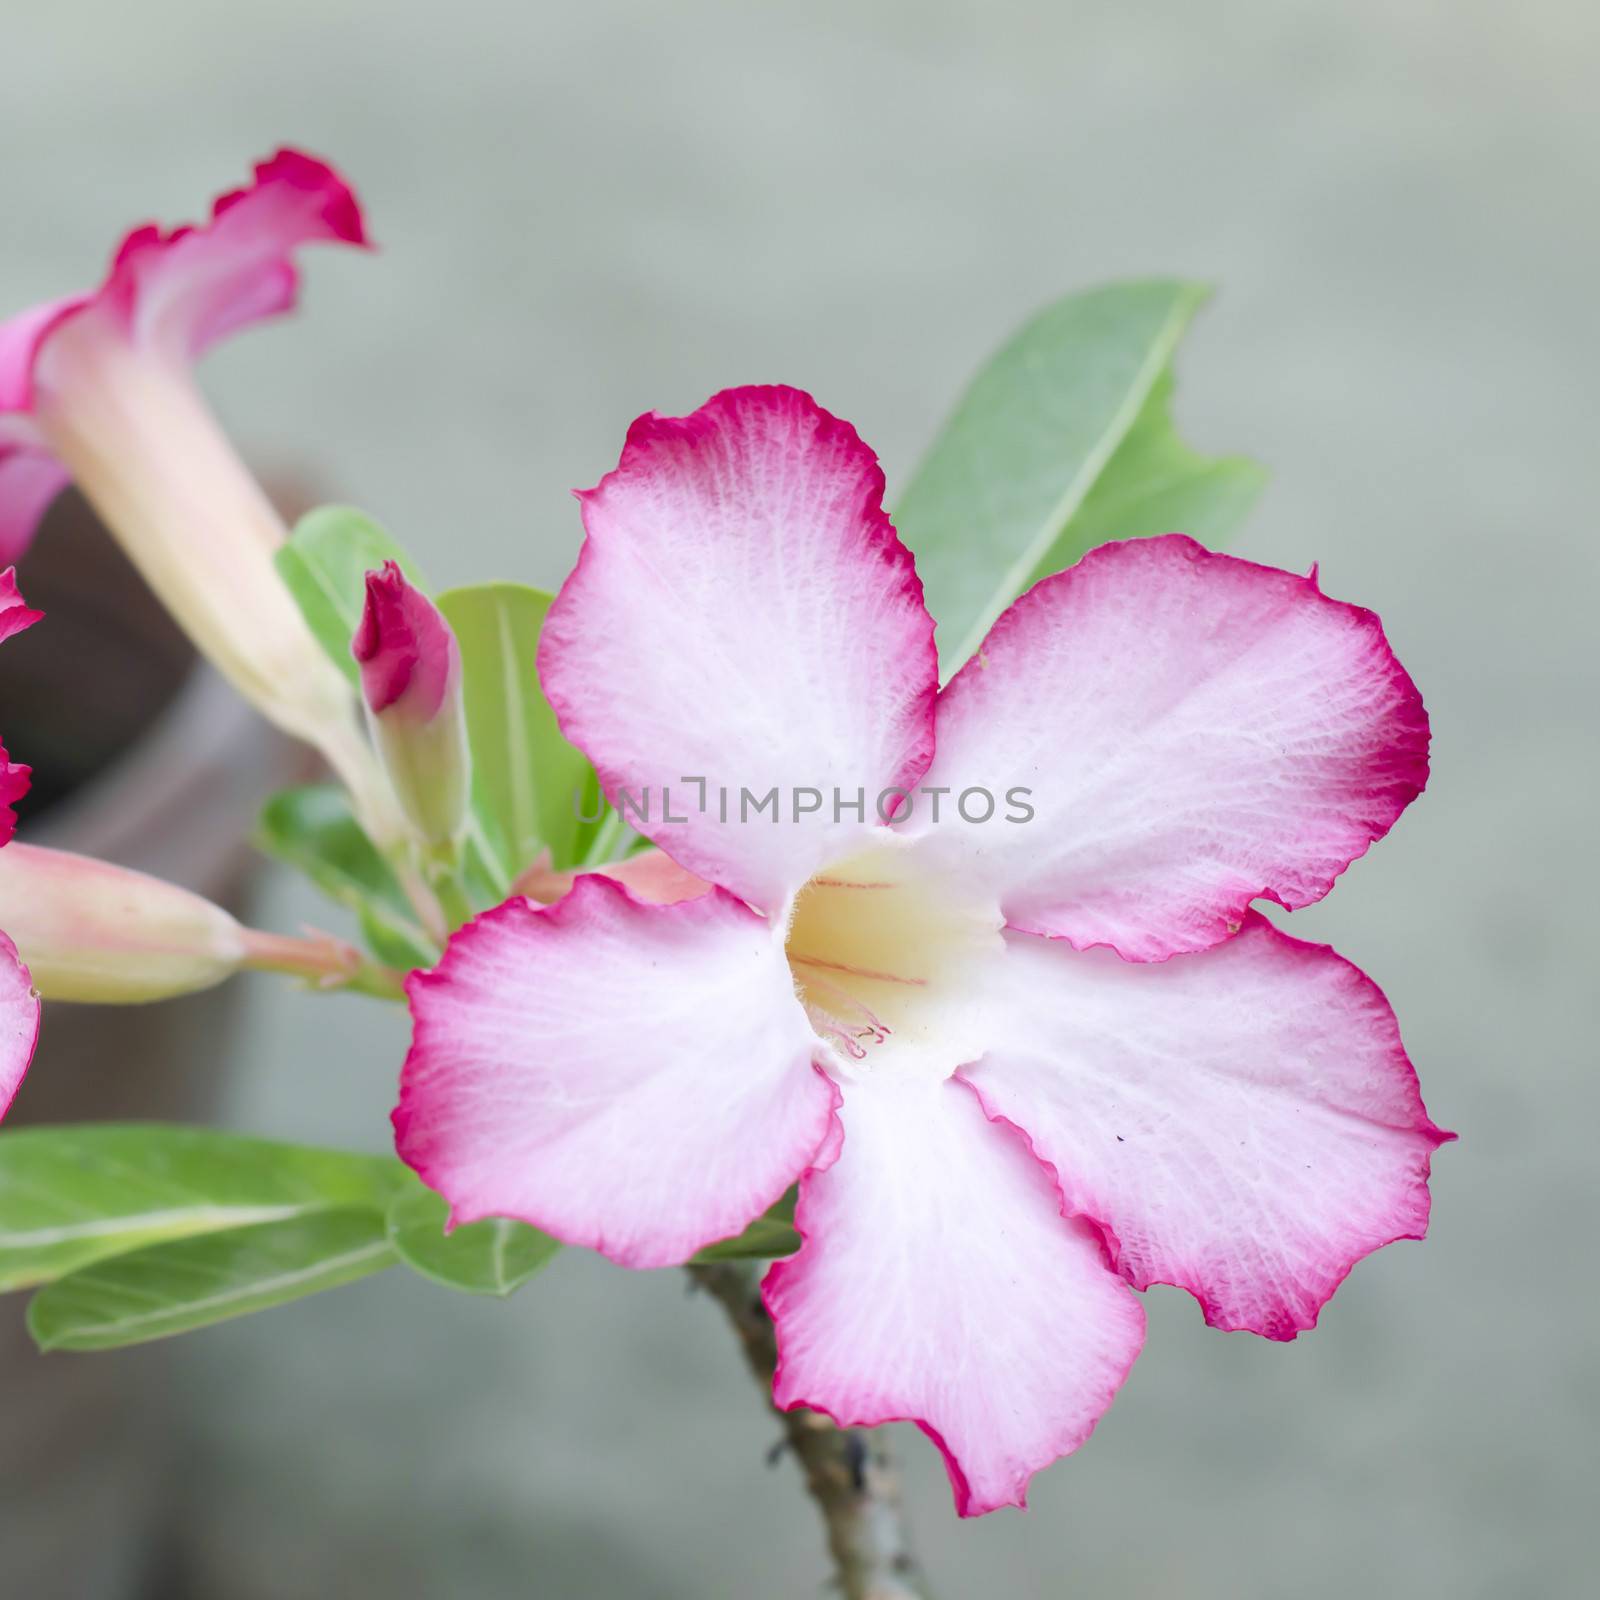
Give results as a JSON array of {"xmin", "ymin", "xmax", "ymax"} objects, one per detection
[
  {"xmin": 28, "ymin": 1209, "xmax": 396, "ymax": 1351},
  {"xmin": 437, "ymin": 582, "xmax": 602, "ymax": 876},
  {"xmin": 386, "ymin": 1180, "xmax": 559, "ymax": 1297},
  {"xmin": 893, "ymin": 281, "xmax": 1264, "ymax": 674},
  {"xmin": 275, "ymin": 505, "xmax": 428, "ymax": 685},
  {"xmin": 0, "ymin": 1124, "xmax": 404, "ymax": 1292},
  {"xmin": 254, "ymin": 784, "xmax": 435, "ymax": 970},
  {"xmin": 691, "ymin": 1189, "xmax": 801, "ymax": 1262},
  {"xmin": 1017, "ymin": 369, "xmax": 1266, "ymax": 595}
]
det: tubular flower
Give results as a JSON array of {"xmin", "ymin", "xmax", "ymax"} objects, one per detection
[
  {"xmin": 0, "ymin": 151, "xmax": 399, "ymax": 842},
  {"xmin": 394, "ymin": 386, "xmax": 1450, "ymax": 1515},
  {"xmin": 0, "ymin": 569, "xmax": 43, "ymax": 1119}
]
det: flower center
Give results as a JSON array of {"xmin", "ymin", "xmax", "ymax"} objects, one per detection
[{"xmin": 784, "ymin": 842, "xmax": 1003, "ymax": 1081}]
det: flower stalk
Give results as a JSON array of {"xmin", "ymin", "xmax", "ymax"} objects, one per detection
[
  {"xmin": 428, "ymin": 871, "xmax": 476, "ymax": 935},
  {"xmin": 688, "ymin": 1260, "xmax": 932, "ymax": 1600},
  {"xmin": 238, "ymin": 927, "xmax": 405, "ymax": 999}
]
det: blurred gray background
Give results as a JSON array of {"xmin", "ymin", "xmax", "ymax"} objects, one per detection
[{"xmin": 2, "ymin": 0, "xmax": 1595, "ymax": 1595}]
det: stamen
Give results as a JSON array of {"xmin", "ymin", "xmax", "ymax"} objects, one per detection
[
  {"xmin": 817, "ymin": 1024, "xmax": 869, "ymax": 1061},
  {"xmin": 797, "ymin": 971, "xmax": 894, "ymax": 1061}
]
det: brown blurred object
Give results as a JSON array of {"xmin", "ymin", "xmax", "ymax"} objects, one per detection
[{"xmin": 0, "ymin": 488, "xmax": 300, "ymax": 1599}]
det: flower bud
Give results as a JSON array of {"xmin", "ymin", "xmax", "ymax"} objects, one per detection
[
  {"xmin": 352, "ymin": 562, "xmax": 470, "ymax": 850},
  {"xmin": 0, "ymin": 843, "xmax": 246, "ymax": 1003}
]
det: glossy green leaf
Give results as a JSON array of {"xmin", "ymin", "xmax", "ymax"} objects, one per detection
[
  {"xmin": 1017, "ymin": 369, "xmax": 1266, "ymax": 594},
  {"xmin": 0, "ymin": 1124, "xmax": 403, "ymax": 1293},
  {"xmin": 691, "ymin": 1188, "xmax": 801, "ymax": 1262},
  {"xmin": 275, "ymin": 505, "xmax": 428, "ymax": 685},
  {"xmin": 893, "ymin": 281, "xmax": 1264, "ymax": 674},
  {"xmin": 28, "ymin": 1209, "xmax": 396, "ymax": 1351},
  {"xmin": 386, "ymin": 1180, "xmax": 559, "ymax": 1297},
  {"xmin": 254, "ymin": 784, "xmax": 435, "ymax": 969},
  {"xmin": 437, "ymin": 582, "xmax": 602, "ymax": 876}
]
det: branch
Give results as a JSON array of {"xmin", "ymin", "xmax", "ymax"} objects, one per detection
[
  {"xmin": 237, "ymin": 926, "xmax": 405, "ymax": 999},
  {"xmin": 688, "ymin": 1260, "xmax": 933, "ymax": 1600}
]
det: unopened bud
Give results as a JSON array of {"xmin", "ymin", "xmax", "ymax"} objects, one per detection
[
  {"xmin": 0, "ymin": 843, "xmax": 246, "ymax": 1004},
  {"xmin": 352, "ymin": 562, "xmax": 470, "ymax": 850}
]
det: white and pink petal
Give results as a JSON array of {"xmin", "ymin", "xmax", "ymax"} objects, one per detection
[
  {"xmin": 764, "ymin": 1072, "xmax": 1145, "ymax": 1516},
  {"xmin": 963, "ymin": 913, "xmax": 1452, "ymax": 1339},
  {"xmin": 395, "ymin": 875, "xmax": 837, "ymax": 1269},
  {"xmin": 913, "ymin": 535, "xmax": 1429, "ymax": 960},
  {"xmin": 0, "ymin": 424, "xmax": 70, "ymax": 567},
  {"xmin": 92, "ymin": 148, "xmax": 367, "ymax": 362},
  {"xmin": 539, "ymin": 386, "xmax": 938, "ymax": 913},
  {"xmin": 0, "ymin": 298, "xmax": 86, "ymax": 414},
  {"xmin": 0, "ymin": 151, "xmax": 366, "ymax": 562},
  {"xmin": 0, "ymin": 932, "xmax": 41, "ymax": 1122}
]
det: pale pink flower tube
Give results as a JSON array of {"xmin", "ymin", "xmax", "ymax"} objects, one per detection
[{"xmin": 0, "ymin": 151, "xmax": 400, "ymax": 843}]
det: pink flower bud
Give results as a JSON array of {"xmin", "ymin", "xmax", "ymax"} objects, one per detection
[
  {"xmin": 353, "ymin": 563, "xmax": 470, "ymax": 848},
  {"xmin": 354, "ymin": 562, "xmax": 456, "ymax": 720},
  {"xmin": 0, "ymin": 843, "xmax": 247, "ymax": 1004}
]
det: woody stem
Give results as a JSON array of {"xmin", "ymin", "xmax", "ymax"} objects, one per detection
[{"xmin": 687, "ymin": 1260, "xmax": 934, "ymax": 1600}]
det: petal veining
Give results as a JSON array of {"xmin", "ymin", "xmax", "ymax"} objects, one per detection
[
  {"xmin": 395, "ymin": 876, "xmax": 838, "ymax": 1268},
  {"xmin": 539, "ymin": 385, "xmax": 938, "ymax": 912},
  {"xmin": 914, "ymin": 535, "xmax": 1429, "ymax": 959},
  {"xmin": 765, "ymin": 1071, "xmax": 1145, "ymax": 1515},
  {"xmin": 963, "ymin": 913, "xmax": 1451, "ymax": 1338}
]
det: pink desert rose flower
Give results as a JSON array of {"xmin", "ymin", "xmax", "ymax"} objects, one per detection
[
  {"xmin": 0, "ymin": 151, "xmax": 399, "ymax": 843},
  {"xmin": 394, "ymin": 386, "xmax": 1450, "ymax": 1515},
  {"xmin": 0, "ymin": 568, "xmax": 44, "ymax": 1120}
]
